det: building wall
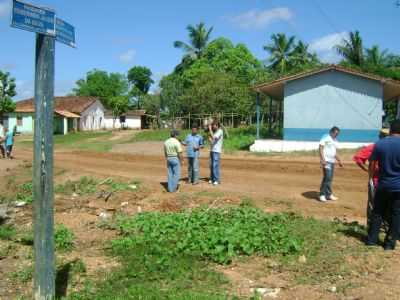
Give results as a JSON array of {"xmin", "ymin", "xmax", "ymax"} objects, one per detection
[
  {"xmin": 79, "ymin": 101, "xmax": 105, "ymax": 131},
  {"xmin": 103, "ymin": 116, "xmax": 142, "ymax": 129},
  {"xmin": 7, "ymin": 113, "xmax": 34, "ymax": 134},
  {"xmin": 283, "ymin": 70, "xmax": 384, "ymax": 142}
]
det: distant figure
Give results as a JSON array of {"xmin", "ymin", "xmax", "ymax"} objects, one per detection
[
  {"xmin": 164, "ymin": 130, "xmax": 184, "ymax": 192},
  {"xmin": 319, "ymin": 126, "xmax": 343, "ymax": 202},
  {"xmin": 5, "ymin": 127, "xmax": 14, "ymax": 159},
  {"xmin": 367, "ymin": 120, "xmax": 400, "ymax": 250},
  {"xmin": 208, "ymin": 120, "xmax": 223, "ymax": 186},
  {"xmin": 182, "ymin": 124, "xmax": 204, "ymax": 185},
  {"xmin": 353, "ymin": 129, "xmax": 389, "ymax": 228},
  {"xmin": 0, "ymin": 121, "xmax": 5, "ymax": 159}
]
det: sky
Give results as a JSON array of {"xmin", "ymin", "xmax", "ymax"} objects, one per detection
[{"xmin": 0, "ymin": 0, "xmax": 399, "ymax": 100}]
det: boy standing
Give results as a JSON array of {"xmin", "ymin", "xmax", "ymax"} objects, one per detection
[
  {"xmin": 208, "ymin": 121, "xmax": 224, "ymax": 186},
  {"xmin": 182, "ymin": 124, "xmax": 204, "ymax": 185},
  {"xmin": 319, "ymin": 126, "xmax": 343, "ymax": 202}
]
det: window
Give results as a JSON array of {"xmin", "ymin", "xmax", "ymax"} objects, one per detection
[{"xmin": 17, "ymin": 116, "xmax": 23, "ymax": 126}]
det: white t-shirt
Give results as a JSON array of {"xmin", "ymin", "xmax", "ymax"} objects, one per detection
[
  {"xmin": 319, "ymin": 134, "xmax": 338, "ymax": 163},
  {"xmin": 0, "ymin": 124, "xmax": 4, "ymax": 139},
  {"xmin": 211, "ymin": 129, "xmax": 223, "ymax": 153}
]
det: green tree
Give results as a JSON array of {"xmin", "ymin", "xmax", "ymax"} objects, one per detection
[
  {"xmin": 0, "ymin": 71, "xmax": 17, "ymax": 121},
  {"xmin": 142, "ymin": 93, "xmax": 163, "ymax": 128},
  {"xmin": 291, "ymin": 41, "xmax": 320, "ymax": 68},
  {"xmin": 263, "ymin": 33, "xmax": 296, "ymax": 74},
  {"xmin": 127, "ymin": 66, "xmax": 154, "ymax": 108},
  {"xmin": 365, "ymin": 45, "xmax": 389, "ymax": 67},
  {"xmin": 73, "ymin": 69, "xmax": 128, "ymax": 107},
  {"xmin": 335, "ymin": 30, "xmax": 364, "ymax": 66},
  {"xmin": 108, "ymin": 95, "xmax": 129, "ymax": 128}
]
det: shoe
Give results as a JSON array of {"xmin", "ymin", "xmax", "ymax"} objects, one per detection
[
  {"xmin": 213, "ymin": 182, "xmax": 219, "ymax": 186},
  {"xmin": 328, "ymin": 195, "xmax": 338, "ymax": 201},
  {"xmin": 208, "ymin": 180, "xmax": 213, "ymax": 184},
  {"xmin": 319, "ymin": 195, "xmax": 327, "ymax": 202}
]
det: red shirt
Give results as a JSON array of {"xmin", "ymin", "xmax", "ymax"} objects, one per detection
[{"xmin": 353, "ymin": 144, "xmax": 379, "ymax": 186}]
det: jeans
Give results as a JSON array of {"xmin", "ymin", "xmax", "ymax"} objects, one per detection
[
  {"xmin": 320, "ymin": 163, "xmax": 335, "ymax": 197},
  {"xmin": 188, "ymin": 157, "xmax": 200, "ymax": 184},
  {"xmin": 210, "ymin": 151, "xmax": 221, "ymax": 183},
  {"xmin": 367, "ymin": 189, "xmax": 400, "ymax": 249},
  {"xmin": 167, "ymin": 157, "xmax": 181, "ymax": 192}
]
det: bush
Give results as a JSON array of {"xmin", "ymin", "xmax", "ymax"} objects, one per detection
[
  {"xmin": 55, "ymin": 224, "xmax": 75, "ymax": 251},
  {"xmin": 0, "ymin": 224, "xmax": 16, "ymax": 240}
]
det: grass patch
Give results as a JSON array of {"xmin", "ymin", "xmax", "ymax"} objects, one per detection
[
  {"xmin": 12, "ymin": 265, "xmax": 34, "ymax": 283},
  {"xmin": 16, "ymin": 182, "xmax": 33, "ymax": 204},
  {"xmin": 0, "ymin": 224, "xmax": 16, "ymax": 240}
]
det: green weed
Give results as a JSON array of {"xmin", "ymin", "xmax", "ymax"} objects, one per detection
[
  {"xmin": 12, "ymin": 265, "xmax": 34, "ymax": 283},
  {"xmin": 55, "ymin": 224, "xmax": 75, "ymax": 251},
  {"xmin": 56, "ymin": 177, "xmax": 98, "ymax": 195},
  {"xmin": 16, "ymin": 182, "xmax": 33, "ymax": 204}
]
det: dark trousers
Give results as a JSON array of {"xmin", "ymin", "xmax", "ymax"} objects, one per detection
[
  {"xmin": 367, "ymin": 189, "xmax": 400, "ymax": 249},
  {"xmin": 6, "ymin": 145, "xmax": 13, "ymax": 158},
  {"xmin": 0, "ymin": 144, "xmax": 5, "ymax": 158}
]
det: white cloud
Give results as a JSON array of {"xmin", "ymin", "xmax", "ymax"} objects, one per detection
[
  {"xmin": 228, "ymin": 7, "xmax": 293, "ymax": 30},
  {"xmin": 0, "ymin": 0, "xmax": 11, "ymax": 18},
  {"xmin": 0, "ymin": 63, "xmax": 17, "ymax": 71},
  {"xmin": 118, "ymin": 49, "xmax": 136, "ymax": 64},
  {"xmin": 309, "ymin": 32, "xmax": 348, "ymax": 63},
  {"xmin": 14, "ymin": 80, "xmax": 75, "ymax": 100}
]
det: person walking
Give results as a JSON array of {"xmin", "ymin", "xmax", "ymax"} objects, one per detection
[
  {"xmin": 5, "ymin": 127, "xmax": 15, "ymax": 159},
  {"xmin": 208, "ymin": 120, "xmax": 223, "ymax": 186},
  {"xmin": 367, "ymin": 120, "xmax": 400, "ymax": 250},
  {"xmin": 319, "ymin": 126, "xmax": 343, "ymax": 202},
  {"xmin": 182, "ymin": 124, "xmax": 204, "ymax": 185},
  {"xmin": 164, "ymin": 130, "xmax": 184, "ymax": 192},
  {"xmin": 353, "ymin": 129, "xmax": 389, "ymax": 228}
]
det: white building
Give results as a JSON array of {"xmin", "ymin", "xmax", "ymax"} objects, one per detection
[{"xmin": 103, "ymin": 110, "xmax": 145, "ymax": 130}]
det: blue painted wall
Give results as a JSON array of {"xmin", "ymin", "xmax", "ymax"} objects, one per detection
[
  {"xmin": 7, "ymin": 113, "xmax": 34, "ymax": 134},
  {"xmin": 283, "ymin": 70, "xmax": 384, "ymax": 142}
]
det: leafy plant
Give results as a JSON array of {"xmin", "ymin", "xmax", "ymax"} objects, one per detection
[
  {"xmin": 16, "ymin": 182, "xmax": 33, "ymax": 204},
  {"xmin": 12, "ymin": 265, "xmax": 34, "ymax": 283},
  {"xmin": 55, "ymin": 224, "xmax": 75, "ymax": 251},
  {"xmin": 56, "ymin": 177, "xmax": 98, "ymax": 195},
  {"xmin": 114, "ymin": 206, "xmax": 302, "ymax": 264}
]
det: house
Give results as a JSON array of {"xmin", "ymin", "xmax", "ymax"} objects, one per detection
[
  {"xmin": 251, "ymin": 65, "xmax": 400, "ymax": 152},
  {"xmin": 5, "ymin": 96, "xmax": 105, "ymax": 135},
  {"xmin": 103, "ymin": 110, "xmax": 146, "ymax": 130}
]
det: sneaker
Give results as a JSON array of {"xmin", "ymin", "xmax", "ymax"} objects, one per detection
[
  {"xmin": 328, "ymin": 195, "xmax": 338, "ymax": 201},
  {"xmin": 213, "ymin": 181, "xmax": 219, "ymax": 186},
  {"xmin": 319, "ymin": 195, "xmax": 327, "ymax": 202},
  {"xmin": 208, "ymin": 180, "xmax": 213, "ymax": 184}
]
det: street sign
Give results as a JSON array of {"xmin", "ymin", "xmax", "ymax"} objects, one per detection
[
  {"xmin": 11, "ymin": 0, "xmax": 55, "ymax": 36},
  {"xmin": 56, "ymin": 18, "xmax": 76, "ymax": 48}
]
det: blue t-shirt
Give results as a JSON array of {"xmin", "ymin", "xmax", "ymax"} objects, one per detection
[
  {"xmin": 370, "ymin": 136, "xmax": 400, "ymax": 192},
  {"xmin": 5, "ymin": 132, "xmax": 13, "ymax": 146},
  {"xmin": 183, "ymin": 134, "xmax": 204, "ymax": 158}
]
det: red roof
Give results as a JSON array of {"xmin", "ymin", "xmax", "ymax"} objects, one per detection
[{"xmin": 15, "ymin": 96, "xmax": 99, "ymax": 114}]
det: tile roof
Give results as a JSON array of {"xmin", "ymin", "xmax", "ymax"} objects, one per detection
[{"xmin": 15, "ymin": 96, "xmax": 99, "ymax": 114}]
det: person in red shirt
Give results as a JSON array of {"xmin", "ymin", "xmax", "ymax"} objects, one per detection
[{"xmin": 353, "ymin": 129, "xmax": 389, "ymax": 229}]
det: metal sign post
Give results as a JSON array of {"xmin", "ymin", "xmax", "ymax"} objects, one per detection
[
  {"xmin": 33, "ymin": 32, "xmax": 56, "ymax": 300},
  {"xmin": 10, "ymin": 1, "xmax": 75, "ymax": 299}
]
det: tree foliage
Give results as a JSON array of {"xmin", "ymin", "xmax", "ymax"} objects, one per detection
[
  {"xmin": 127, "ymin": 66, "xmax": 154, "ymax": 95},
  {"xmin": 335, "ymin": 31, "xmax": 364, "ymax": 66},
  {"xmin": 0, "ymin": 71, "xmax": 17, "ymax": 120},
  {"xmin": 108, "ymin": 95, "xmax": 130, "ymax": 126},
  {"xmin": 73, "ymin": 69, "xmax": 128, "ymax": 108}
]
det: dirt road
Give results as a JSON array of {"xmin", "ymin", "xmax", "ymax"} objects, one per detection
[{"xmin": 15, "ymin": 147, "xmax": 369, "ymax": 223}]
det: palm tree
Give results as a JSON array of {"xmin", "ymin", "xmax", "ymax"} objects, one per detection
[
  {"xmin": 365, "ymin": 45, "xmax": 389, "ymax": 67},
  {"xmin": 263, "ymin": 33, "xmax": 296, "ymax": 74},
  {"xmin": 291, "ymin": 40, "xmax": 319, "ymax": 66},
  {"xmin": 335, "ymin": 31, "xmax": 364, "ymax": 66},
  {"xmin": 174, "ymin": 22, "xmax": 213, "ymax": 59}
]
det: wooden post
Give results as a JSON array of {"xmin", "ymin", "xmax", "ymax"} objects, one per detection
[
  {"xmin": 256, "ymin": 93, "xmax": 261, "ymax": 139},
  {"xmin": 33, "ymin": 33, "xmax": 55, "ymax": 300}
]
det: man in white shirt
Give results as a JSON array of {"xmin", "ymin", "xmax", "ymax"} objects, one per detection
[
  {"xmin": 319, "ymin": 126, "xmax": 343, "ymax": 202},
  {"xmin": 208, "ymin": 120, "xmax": 223, "ymax": 185}
]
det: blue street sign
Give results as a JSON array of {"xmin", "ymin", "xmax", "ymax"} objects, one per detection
[
  {"xmin": 11, "ymin": 0, "xmax": 55, "ymax": 36},
  {"xmin": 56, "ymin": 18, "xmax": 76, "ymax": 48}
]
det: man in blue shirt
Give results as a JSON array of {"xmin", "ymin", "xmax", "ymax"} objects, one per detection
[
  {"xmin": 182, "ymin": 124, "xmax": 204, "ymax": 185},
  {"xmin": 367, "ymin": 120, "xmax": 400, "ymax": 250},
  {"xmin": 5, "ymin": 127, "xmax": 14, "ymax": 159}
]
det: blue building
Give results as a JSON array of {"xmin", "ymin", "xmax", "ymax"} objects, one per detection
[{"xmin": 254, "ymin": 65, "xmax": 400, "ymax": 143}]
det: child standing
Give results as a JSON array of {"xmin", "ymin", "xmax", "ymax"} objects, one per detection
[{"xmin": 5, "ymin": 128, "xmax": 14, "ymax": 159}]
